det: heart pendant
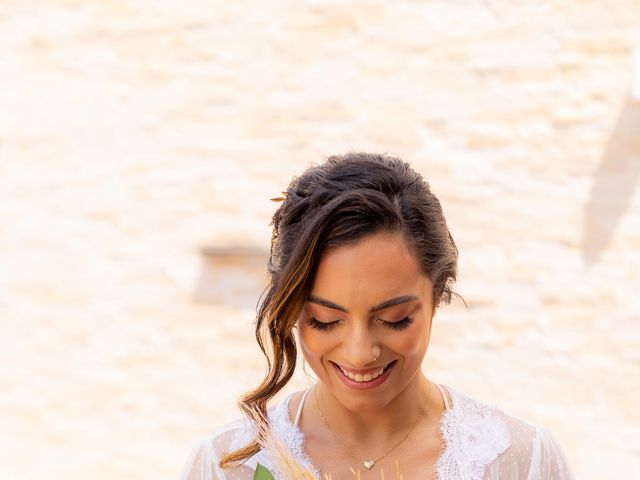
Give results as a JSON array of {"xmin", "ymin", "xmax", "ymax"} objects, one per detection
[{"xmin": 363, "ymin": 460, "xmax": 375, "ymax": 470}]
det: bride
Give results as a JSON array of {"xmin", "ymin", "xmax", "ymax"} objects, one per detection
[{"xmin": 181, "ymin": 153, "xmax": 575, "ymax": 479}]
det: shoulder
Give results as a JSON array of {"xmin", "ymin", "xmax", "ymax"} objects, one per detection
[
  {"xmin": 194, "ymin": 392, "xmax": 297, "ymax": 450},
  {"xmin": 443, "ymin": 386, "xmax": 539, "ymax": 441},
  {"xmin": 438, "ymin": 386, "xmax": 574, "ymax": 480},
  {"xmin": 179, "ymin": 419, "xmax": 251, "ymax": 480},
  {"xmin": 179, "ymin": 394, "xmax": 300, "ymax": 480},
  {"xmin": 437, "ymin": 387, "xmax": 513, "ymax": 476}
]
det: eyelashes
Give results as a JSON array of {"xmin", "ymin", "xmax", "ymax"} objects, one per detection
[
  {"xmin": 306, "ymin": 316, "xmax": 414, "ymax": 331},
  {"xmin": 386, "ymin": 316, "xmax": 414, "ymax": 331},
  {"xmin": 307, "ymin": 318, "xmax": 340, "ymax": 331}
]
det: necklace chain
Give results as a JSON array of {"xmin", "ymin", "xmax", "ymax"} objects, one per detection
[{"xmin": 312, "ymin": 380, "xmax": 433, "ymax": 470}]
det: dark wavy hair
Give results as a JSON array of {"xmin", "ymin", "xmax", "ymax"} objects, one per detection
[{"xmin": 219, "ymin": 152, "xmax": 459, "ymax": 468}]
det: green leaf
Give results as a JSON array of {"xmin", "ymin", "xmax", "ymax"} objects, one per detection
[{"xmin": 253, "ymin": 463, "xmax": 276, "ymax": 480}]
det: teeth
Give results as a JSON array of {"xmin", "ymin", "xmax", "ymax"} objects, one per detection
[{"xmin": 339, "ymin": 365, "xmax": 387, "ymax": 382}]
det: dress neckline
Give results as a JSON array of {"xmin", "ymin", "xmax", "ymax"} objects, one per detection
[
  {"xmin": 290, "ymin": 382, "xmax": 452, "ymax": 427},
  {"xmin": 279, "ymin": 382, "xmax": 454, "ymax": 478}
]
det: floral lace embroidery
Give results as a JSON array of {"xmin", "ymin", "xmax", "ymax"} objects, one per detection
[
  {"xmin": 258, "ymin": 395, "xmax": 322, "ymax": 480},
  {"xmin": 228, "ymin": 386, "xmax": 511, "ymax": 480},
  {"xmin": 436, "ymin": 389, "xmax": 510, "ymax": 480}
]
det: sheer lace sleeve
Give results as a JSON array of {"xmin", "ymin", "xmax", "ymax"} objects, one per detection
[
  {"xmin": 528, "ymin": 426, "xmax": 574, "ymax": 479},
  {"xmin": 482, "ymin": 412, "xmax": 574, "ymax": 480},
  {"xmin": 180, "ymin": 435, "xmax": 224, "ymax": 480},
  {"xmin": 180, "ymin": 393, "xmax": 318, "ymax": 480},
  {"xmin": 179, "ymin": 420, "xmax": 269, "ymax": 480}
]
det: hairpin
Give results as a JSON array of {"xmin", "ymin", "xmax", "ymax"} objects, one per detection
[{"xmin": 270, "ymin": 191, "xmax": 288, "ymax": 202}]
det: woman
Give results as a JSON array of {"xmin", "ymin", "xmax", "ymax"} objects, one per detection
[{"xmin": 181, "ymin": 153, "xmax": 575, "ymax": 479}]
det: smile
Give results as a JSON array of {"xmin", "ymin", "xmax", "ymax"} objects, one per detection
[
  {"xmin": 339, "ymin": 364, "xmax": 386, "ymax": 382},
  {"xmin": 331, "ymin": 360, "xmax": 396, "ymax": 388}
]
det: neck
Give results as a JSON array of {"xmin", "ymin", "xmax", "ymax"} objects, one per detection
[{"xmin": 313, "ymin": 372, "xmax": 435, "ymax": 446}]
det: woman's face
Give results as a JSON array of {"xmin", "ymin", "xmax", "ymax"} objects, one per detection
[{"xmin": 297, "ymin": 231, "xmax": 435, "ymax": 412}]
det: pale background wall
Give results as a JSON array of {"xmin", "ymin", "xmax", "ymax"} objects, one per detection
[{"xmin": 1, "ymin": 1, "xmax": 639, "ymax": 479}]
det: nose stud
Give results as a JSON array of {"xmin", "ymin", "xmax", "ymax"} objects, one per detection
[{"xmin": 371, "ymin": 345, "xmax": 381, "ymax": 362}]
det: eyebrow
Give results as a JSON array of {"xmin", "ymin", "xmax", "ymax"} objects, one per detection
[{"xmin": 308, "ymin": 294, "xmax": 419, "ymax": 314}]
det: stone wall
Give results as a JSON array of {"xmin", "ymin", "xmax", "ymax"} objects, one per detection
[{"xmin": 1, "ymin": 1, "xmax": 639, "ymax": 478}]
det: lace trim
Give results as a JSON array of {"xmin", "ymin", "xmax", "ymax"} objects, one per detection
[
  {"xmin": 249, "ymin": 386, "xmax": 511, "ymax": 480},
  {"xmin": 269, "ymin": 394, "xmax": 322, "ymax": 479},
  {"xmin": 435, "ymin": 389, "xmax": 511, "ymax": 480},
  {"xmin": 222, "ymin": 402, "xmax": 302, "ymax": 477}
]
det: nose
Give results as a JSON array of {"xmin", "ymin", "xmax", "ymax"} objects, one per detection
[{"xmin": 342, "ymin": 322, "xmax": 379, "ymax": 368}]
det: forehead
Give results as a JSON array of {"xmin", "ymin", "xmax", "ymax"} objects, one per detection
[{"xmin": 311, "ymin": 231, "xmax": 431, "ymax": 307}]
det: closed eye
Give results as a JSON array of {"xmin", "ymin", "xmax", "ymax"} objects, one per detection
[
  {"xmin": 306, "ymin": 316, "xmax": 414, "ymax": 331},
  {"xmin": 381, "ymin": 316, "xmax": 414, "ymax": 331},
  {"xmin": 307, "ymin": 317, "xmax": 340, "ymax": 331}
]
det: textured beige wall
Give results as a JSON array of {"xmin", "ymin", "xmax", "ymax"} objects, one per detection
[{"xmin": 1, "ymin": 1, "xmax": 639, "ymax": 479}]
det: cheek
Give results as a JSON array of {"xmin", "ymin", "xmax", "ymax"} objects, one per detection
[
  {"xmin": 298, "ymin": 326, "xmax": 332, "ymax": 362},
  {"xmin": 394, "ymin": 323, "xmax": 431, "ymax": 362},
  {"xmin": 396, "ymin": 335, "xmax": 426, "ymax": 358}
]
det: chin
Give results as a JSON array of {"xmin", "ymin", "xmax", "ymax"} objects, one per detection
[{"xmin": 334, "ymin": 392, "xmax": 387, "ymax": 412}]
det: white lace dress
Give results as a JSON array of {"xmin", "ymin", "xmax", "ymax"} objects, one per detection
[{"xmin": 180, "ymin": 384, "xmax": 574, "ymax": 480}]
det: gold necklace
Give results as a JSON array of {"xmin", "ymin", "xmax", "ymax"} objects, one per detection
[{"xmin": 312, "ymin": 380, "xmax": 433, "ymax": 471}]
